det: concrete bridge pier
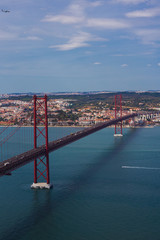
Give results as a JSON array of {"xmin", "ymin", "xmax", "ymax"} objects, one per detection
[
  {"xmin": 114, "ymin": 133, "xmax": 123, "ymax": 137},
  {"xmin": 31, "ymin": 182, "xmax": 53, "ymax": 189}
]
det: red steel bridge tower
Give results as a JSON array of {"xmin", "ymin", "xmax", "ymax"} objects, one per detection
[
  {"xmin": 31, "ymin": 95, "xmax": 52, "ymax": 189},
  {"xmin": 114, "ymin": 94, "xmax": 123, "ymax": 137}
]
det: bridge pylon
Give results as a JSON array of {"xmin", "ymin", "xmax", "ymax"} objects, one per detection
[
  {"xmin": 31, "ymin": 95, "xmax": 52, "ymax": 189},
  {"xmin": 114, "ymin": 94, "xmax": 123, "ymax": 137}
]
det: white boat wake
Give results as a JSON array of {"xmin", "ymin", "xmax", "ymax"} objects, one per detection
[{"xmin": 122, "ymin": 166, "xmax": 160, "ymax": 170}]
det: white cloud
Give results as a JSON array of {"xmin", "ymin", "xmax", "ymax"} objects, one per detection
[
  {"xmin": 134, "ymin": 29, "xmax": 160, "ymax": 44},
  {"xmin": 26, "ymin": 36, "xmax": 41, "ymax": 41},
  {"xmin": 94, "ymin": 62, "xmax": 101, "ymax": 64},
  {"xmin": 121, "ymin": 64, "xmax": 128, "ymax": 67},
  {"xmin": 42, "ymin": 1, "xmax": 103, "ymax": 25},
  {"xmin": 113, "ymin": 0, "xmax": 147, "ymax": 4},
  {"xmin": 49, "ymin": 32, "xmax": 103, "ymax": 51},
  {"xmin": 42, "ymin": 1, "xmax": 130, "ymax": 34},
  {"xmin": 126, "ymin": 7, "xmax": 160, "ymax": 18},
  {"xmin": 43, "ymin": 15, "xmax": 130, "ymax": 31},
  {"xmin": 68, "ymin": 1, "xmax": 103, "ymax": 13},
  {"xmin": 67, "ymin": 2, "xmax": 85, "ymax": 18},
  {"xmin": 50, "ymin": 42, "xmax": 89, "ymax": 51},
  {"xmin": 0, "ymin": 30, "xmax": 17, "ymax": 40},
  {"xmin": 87, "ymin": 18, "xmax": 130, "ymax": 29},
  {"xmin": 40, "ymin": 1, "xmax": 160, "ymax": 50},
  {"xmin": 158, "ymin": 63, "xmax": 160, "ymax": 67},
  {"xmin": 147, "ymin": 64, "xmax": 152, "ymax": 67},
  {"xmin": 42, "ymin": 15, "xmax": 83, "ymax": 24},
  {"xmin": 90, "ymin": 1, "xmax": 103, "ymax": 7}
]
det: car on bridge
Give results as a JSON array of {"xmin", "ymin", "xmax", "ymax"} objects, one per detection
[{"xmin": 4, "ymin": 162, "xmax": 9, "ymax": 166}]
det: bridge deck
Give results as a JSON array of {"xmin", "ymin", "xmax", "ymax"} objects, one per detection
[{"xmin": 0, "ymin": 113, "xmax": 137, "ymax": 176}]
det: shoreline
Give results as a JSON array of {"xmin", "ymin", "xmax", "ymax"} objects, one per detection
[{"xmin": 0, "ymin": 125, "xmax": 157, "ymax": 128}]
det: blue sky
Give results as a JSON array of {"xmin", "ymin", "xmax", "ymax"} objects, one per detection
[{"xmin": 0, "ymin": 0, "xmax": 160, "ymax": 93}]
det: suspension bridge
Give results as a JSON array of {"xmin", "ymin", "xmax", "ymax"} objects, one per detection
[{"xmin": 0, "ymin": 94, "xmax": 138, "ymax": 188}]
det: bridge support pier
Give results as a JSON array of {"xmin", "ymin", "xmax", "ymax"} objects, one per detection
[
  {"xmin": 114, "ymin": 94, "xmax": 123, "ymax": 137},
  {"xmin": 31, "ymin": 95, "xmax": 53, "ymax": 189},
  {"xmin": 31, "ymin": 182, "xmax": 53, "ymax": 189}
]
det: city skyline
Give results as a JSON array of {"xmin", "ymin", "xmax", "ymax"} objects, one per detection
[{"xmin": 0, "ymin": 0, "xmax": 160, "ymax": 93}]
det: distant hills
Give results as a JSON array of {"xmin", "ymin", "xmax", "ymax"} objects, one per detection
[
  {"xmin": 1, "ymin": 90, "xmax": 160, "ymax": 98},
  {"xmin": 1, "ymin": 90, "xmax": 160, "ymax": 97}
]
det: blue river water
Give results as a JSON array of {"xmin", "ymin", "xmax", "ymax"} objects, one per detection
[{"xmin": 0, "ymin": 127, "xmax": 160, "ymax": 240}]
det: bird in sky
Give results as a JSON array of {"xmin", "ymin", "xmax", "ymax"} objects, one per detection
[{"xmin": 1, "ymin": 9, "xmax": 10, "ymax": 13}]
